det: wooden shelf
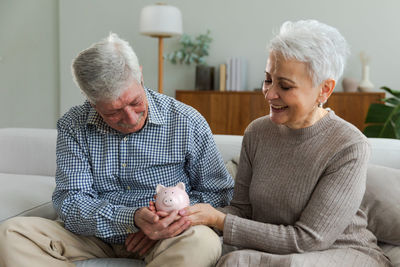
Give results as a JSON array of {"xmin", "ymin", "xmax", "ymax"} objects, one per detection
[{"xmin": 176, "ymin": 90, "xmax": 385, "ymax": 135}]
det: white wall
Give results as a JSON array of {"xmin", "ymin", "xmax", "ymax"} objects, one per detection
[
  {"xmin": 0, "ymin": 0, "xmax": 59, "ymax": 128},
  {"xmin": 59, "ymin": 0, "xmax": 400, "ymax": 115},
  {"xmin": 2, "ymin": 0, "xmax": 400, "ymax": 127}
]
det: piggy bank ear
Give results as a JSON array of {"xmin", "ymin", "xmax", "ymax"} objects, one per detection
[
  {"xmin": 156, "ymin": 184, "xmax": 165, "ymax": 194},
  {"xmin": 176, "ymin": 182, "xmax": 185, "ymax": 191}
]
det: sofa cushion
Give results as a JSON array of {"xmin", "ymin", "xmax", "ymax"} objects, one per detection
[
  {"xmin": 0, "ymin": 173, "xmax": 57, "ymax": 222},
  {"xmin": 368, "ymin": 138, "xmax": 400, "ymax": 169},
  {"xmin": 361, "ymin": 164, "xmax": 400, "ymax": 246},
  {"xmin": 214, "ymin": 135, "xmax": 243, "ymax": 163},
  {"xmin": 380, "ymin": 243, "xmax": 400, "ymax": 267}
]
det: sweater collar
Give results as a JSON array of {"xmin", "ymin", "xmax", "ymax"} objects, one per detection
[{"xmin": 276, "ymin": 109, "xmax": 335, "ymax": 142}]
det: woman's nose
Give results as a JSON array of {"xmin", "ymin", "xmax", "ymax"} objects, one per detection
[{"xmin": 264, "ymin": 84, "xmax": 278, "ymax": 100}]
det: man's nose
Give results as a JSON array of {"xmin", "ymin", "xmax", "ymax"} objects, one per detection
[{"xmin": 122, "ymin": 106, "xmax": 139, "ymax": 124}]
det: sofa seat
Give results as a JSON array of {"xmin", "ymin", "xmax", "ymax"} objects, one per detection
[{"xmin": 1, "ymin": 128, "xmax": 400, "ymax": 267}]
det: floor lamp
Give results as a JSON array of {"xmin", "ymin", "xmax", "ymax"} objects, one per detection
[{"xmin": 139, "ymin": 4, "xmax": 183, "ymax": 94}]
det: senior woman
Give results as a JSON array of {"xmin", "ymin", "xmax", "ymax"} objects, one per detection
[{"xmin": 181, "ymin": 20, "xmax": 392, "ymax": 266}]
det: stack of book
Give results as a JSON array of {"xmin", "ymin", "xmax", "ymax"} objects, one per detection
[{"xmin": 219, "ymin": 57, "xmax": 247, "ymax": 91}]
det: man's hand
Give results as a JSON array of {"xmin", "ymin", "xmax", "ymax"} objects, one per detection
[
  {"xmin": 134, "ymin": 207, "xmax": 191, "ymax": 240},
  {"xmin": 125, "ymin": 231, "xmax": 157, "ymax": 256}
]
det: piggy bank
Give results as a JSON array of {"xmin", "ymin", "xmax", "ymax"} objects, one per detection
[{"xmin": 155, "ymin": 182, "xmax": 190, "ymax": 213}]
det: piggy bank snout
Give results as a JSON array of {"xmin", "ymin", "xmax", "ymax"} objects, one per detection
[{"xmin": 162, "ymin": 196, "xmax": 176, "ymax": 207}]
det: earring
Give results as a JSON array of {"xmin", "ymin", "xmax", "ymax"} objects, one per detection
[{"xmin": 318, "ymin": 102, "xmax": 323, "ymax": 108}]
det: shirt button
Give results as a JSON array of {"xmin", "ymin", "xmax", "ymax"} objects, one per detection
[
  {"xmin": 122, "ymin": 163, "xmax": 127, "ymax": 167},
  {"xmin": 127, "ymin": 186, "xmax": 131, "ymax": 190},
  {"xmin": 123, "ymin": 137, "xmax": 128, "ymax": 141}
]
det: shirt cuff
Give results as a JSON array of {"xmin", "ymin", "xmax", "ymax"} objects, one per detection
[{"xmin": 114, "ymin": 206, "xmax": 139, "ymax": 233}]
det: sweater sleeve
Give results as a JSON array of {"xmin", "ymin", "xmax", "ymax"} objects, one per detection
[{"xmin": 223, "ymin": 140, "xmax": 370, "ymax": 254}]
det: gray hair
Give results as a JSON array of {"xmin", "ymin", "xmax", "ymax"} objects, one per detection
[
  {"xmin": 72, "ymin": 33, "xmax": 142, "ymax": 103},
  {"xmin": 269, "ymin": 20, "xmax": 350, "ymax": 86}
]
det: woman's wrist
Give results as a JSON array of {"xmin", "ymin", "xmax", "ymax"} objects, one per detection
[{"xmin": 213, "ymin": 210, "xmax": 226, "ymax": 231}]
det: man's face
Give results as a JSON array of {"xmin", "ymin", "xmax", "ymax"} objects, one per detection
[{"xmin": 93, "ymin": 81, "xmax": 148, "ymax": 134}]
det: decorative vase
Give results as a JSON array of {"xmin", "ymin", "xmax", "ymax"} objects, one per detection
[
  {"xmin": 195, "ymin": 65, "xmax": 214, "ymax": 90},
  {"xmin": 342, "ymin": 77, "xmax": 358, "ymax": 92},
  {"xmin": 358, "ymin": 65, "xmax": 374, "ymax": 92}
]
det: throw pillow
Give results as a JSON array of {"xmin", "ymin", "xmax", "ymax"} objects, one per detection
[
  {"xmin": 361, "ymin": 164, "xmax": 400, "ymax": 245},
  {"xmin": 225, "ymin": 156, "xmax": 240, "ymax": 181}
]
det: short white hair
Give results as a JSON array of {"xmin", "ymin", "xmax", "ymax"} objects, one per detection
[
  {"xmin": 269, "ymin": 20, "xmax": 350, "ymax": 86},
  {"xmin": 72, "ymin": 33, "xmax": 142, "ymax": 103}
]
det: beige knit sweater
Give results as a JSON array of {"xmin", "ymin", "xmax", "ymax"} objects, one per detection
[{"xmin": 221, "ymin": 111, "xmax": 390, "ymax": 265}]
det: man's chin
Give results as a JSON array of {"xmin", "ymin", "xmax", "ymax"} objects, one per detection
[{"xmin": 115, "ymin": 123, "xmax": 144, "ymax": 134}]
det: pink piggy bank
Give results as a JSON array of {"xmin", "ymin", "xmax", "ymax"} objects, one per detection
[{"xmin": 155, "ymin": 182, "xmax": 190, "ymax": 213}]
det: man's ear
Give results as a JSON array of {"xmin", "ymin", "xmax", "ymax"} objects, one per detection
[{"xmin": 320, "ymin": 79, "xmax": 336, "ymax": 103}]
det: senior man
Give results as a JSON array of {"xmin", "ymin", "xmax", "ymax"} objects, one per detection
[{"xmin": 0, "ymin": 33, "xmax": 234, "ymax": 267}]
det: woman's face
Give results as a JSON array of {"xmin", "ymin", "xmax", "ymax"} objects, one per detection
[{"xmin": 263, "ymin": 51, "xmax": 323, "ymax": 129}]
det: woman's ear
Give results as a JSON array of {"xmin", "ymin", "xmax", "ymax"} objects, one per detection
[{"xmin": 320, "ymin": 79, "xmax": 336, "ymax": 103}]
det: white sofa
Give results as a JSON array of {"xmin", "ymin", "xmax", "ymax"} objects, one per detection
[{"xmin": 1, "ymin": 128, "xmax": 400, "ymax": 266}]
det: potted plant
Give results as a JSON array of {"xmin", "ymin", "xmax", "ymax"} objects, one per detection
[
  {"xmin": 363, "ymin": 86, "xmax": 400, "ymax": 138},
  {"xmin": 166, "ymin": 30, "xmax": 214, "ymax": 90}
]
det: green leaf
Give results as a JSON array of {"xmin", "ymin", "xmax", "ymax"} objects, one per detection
[
  {"xmin": 380, "ymin": 122, "xmax": 397, "ymax": 138},
  {"xmin": 365, "ymin": 103, "xmax": 394, "ymax": 123},
  {"xmin": 381, "ymin": 86, "xmax": 400, "ymax": 98},
  {"xmin": 165, "ymin": 30, "xmax": 212, "ymax": 65},
  {"xmin": 364, "ymin": 86, "xmax": 400, "ymax": 139},
  {"xmin": 391, "ymin": 113, "xmax": 400, "ymax": 138},
  {"xmin": 382, "ymin": 97, "xmax": 400, "ymax": 106},
  {"xmin": 363, "ymin": 125, "xmax": 383, "ymax": 137}
]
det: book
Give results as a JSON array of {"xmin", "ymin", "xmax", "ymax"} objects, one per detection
[
  {"xmin": 219, "ymin": 64, "xmax": 226, "ymax": 91},
  {"xmin": 226, "ymin": 57, "xmax": 247, "ymax": 91},
  {"xmin": 226, "ymin": 58, "xmax": 231, "ymax": 91}
]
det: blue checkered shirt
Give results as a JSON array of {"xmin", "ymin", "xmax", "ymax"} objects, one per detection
[{"xmin": 52, "ymin": 88, "xmax": 234, "ymax": 244}]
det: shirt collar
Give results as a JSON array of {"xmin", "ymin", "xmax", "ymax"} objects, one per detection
[
  {"xmin": 144, "ymin": 87, "xmax": 166, "ymax": 126},
  {"xmin": 86, "ymin": 87, "xmax": 166, "ymax": 134}
]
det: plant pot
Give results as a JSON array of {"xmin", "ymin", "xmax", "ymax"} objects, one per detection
[{"xmin": 195, "ymin": 65, "xmax": 214, "ymax": 90}]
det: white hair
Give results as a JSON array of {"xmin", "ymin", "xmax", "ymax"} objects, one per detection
[
  {"xmin": 72, "ymin": 33, "xmax": 142, "ymax": 103},
  {"xmin": 269, "ymin": 20, "xmax": 350, "ymax": 87}
]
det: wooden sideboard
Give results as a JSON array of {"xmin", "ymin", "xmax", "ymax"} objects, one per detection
[{"xmin": 175, "ymin": 90, "xmax": 385, "ymax": 135}]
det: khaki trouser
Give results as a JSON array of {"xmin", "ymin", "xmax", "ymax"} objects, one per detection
[{"xmin": 0, "ymin": 217, "xmax": 221, "ymax": 267}]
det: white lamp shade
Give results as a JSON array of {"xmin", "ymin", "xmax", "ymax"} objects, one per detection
[{"xmin": 140, "ymin": 4, "xmax": 183, "ymax": 37}]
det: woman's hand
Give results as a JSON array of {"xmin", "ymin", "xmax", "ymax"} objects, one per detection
[{"xmin": 179, "ymin": 203, "xmax": 226, "ymax": 231}]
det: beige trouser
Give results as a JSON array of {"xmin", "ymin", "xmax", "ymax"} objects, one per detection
[{"xmin": 0, "ymin": 216, "xmax": 222, "ymax": 267}]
